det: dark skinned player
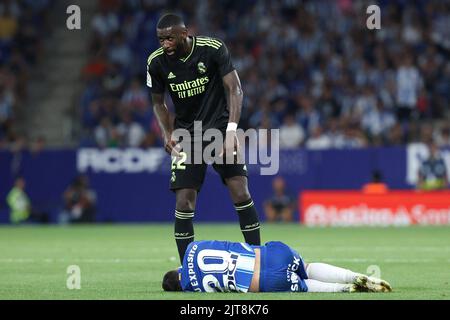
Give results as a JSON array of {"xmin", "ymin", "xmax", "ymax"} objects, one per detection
[{"xmin": 147, "ymin": 14, "xmax": 261, "ymax": 262}]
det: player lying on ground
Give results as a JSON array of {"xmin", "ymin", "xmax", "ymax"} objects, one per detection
[{"xmin": 162, "ymin": 240, "xmax": 392, "ymax": 293}]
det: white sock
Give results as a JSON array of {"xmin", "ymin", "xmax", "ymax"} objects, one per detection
[
  {"xmin": 304, "ymin": 279, "xmax": 350, "ymax": 293},
  {"xmin": 306, "ymin": 263, "xmax": 361, "ymax": 284}
]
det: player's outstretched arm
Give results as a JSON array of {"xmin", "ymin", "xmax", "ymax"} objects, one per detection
[
  {"xmin": 152, "ymin": 93, "xmax": 179, "ymax": 156},
  {"xmin": 221, "ymin": 71, "xmax": 243, "ymax": 159}
]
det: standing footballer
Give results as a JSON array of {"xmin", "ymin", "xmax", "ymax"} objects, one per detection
[{"xmin": 147, "ymin": 13, "xmax": 261, "ymax": 262}]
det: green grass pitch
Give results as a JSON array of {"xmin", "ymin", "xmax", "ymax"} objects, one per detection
[{"xmin": 0, "ymin": 224, "xmax": 449, "ymax": 300}]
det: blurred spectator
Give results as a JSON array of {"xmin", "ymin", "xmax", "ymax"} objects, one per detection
[
  {"xmin": 352, "ymin": 86, "xmax": 378, "ymax": 123},
  {"xmin": 60, "ymin": 175, "xmax": 97, "ymax": 223},
  {"xmin": 279, "ymin": 113, "xmax": 304, "ymax": 149},
  {"xmin": 419, "ymin": 124, "xmax": 434, "ymax": 144},
  {"xmin": 326, "ymin": 118, "xmax": 345, "ymax": 148},
  {"xmin": 0, "ymin": 85, "xmax": 14, "ymax": 134},
  {"xmin": 361, "ymin": 98, "xmax": 396, "ymax": 144},
  {"xmin": 395, "ymin": 54, "xmax": 423, "ymax": 121},
  {"xmin": 108, "ymin": 32, "xmax": 133, "ymax": 68},
  {"xmin": 6, "ymin": 176, "xmax": 49, "ymax": 224},
  {"xmin": 434, "ymin": 125, "xmax": 450, "ymax": 147},
  {"xmin": 121, "ymin": 77, "xmax": 151, "ymax": 121},
  {"xmin": 94, "ymin": 116, "xmax": 118, "ymax": 148},
  {"xmin": 102, "ymin": 63, "xmax": 126, "ymax": 97},
  {"xmin": 417, "ymin": 142, "xmax": 449, "ymax": 191},
  {"xmin": 6, "ymin": 176, "xmax": 29, "ymax": 224},
  {"xmin": 82, "ymin": 50, "xmax": 109, "ymax": 80},
  {"xmin": 316, "ymin": 85, "xmax": 340, "ymax": 120},
  {"xmin": 362, "ymin": 170, "xmax": 389, "ymax": 194},
  {"xmin": 116, "ymin": 112, "xmax": 146, "ymax": 147},
  {"xmin": 386, "ymin": 123, "xmax": 404, "ymax": 146},
  {"xmin": 0, "ymin": 6, "xmax": 18, "ymax": 41},
  {"xmin": 341, "ymin": 123, "xmax": 368, "ymax": 148},
  {"xmin": 264, "ymin": 176, "xmax": 294, "ymax": 223},
  {"xmin": 306, "ymin": 125, "xmax": 332, "ymax": 150},
  {"xmin": 296, "ymin": 95, "xmax": 320, "ymax": 135},
  {"xmin": 91, "ymin": 5, "xmax": 119, "ymax": 39}
]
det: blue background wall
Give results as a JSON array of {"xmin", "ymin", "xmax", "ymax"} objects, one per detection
[{"xmin": 0, "ymin": 147, "xmax": 410, "ymax": 223}]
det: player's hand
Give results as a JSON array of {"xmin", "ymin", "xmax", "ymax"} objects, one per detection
[
  {"xmin": 220, "ymin": 130, "xmax": 239, "ymax": 163},
  {"xmin": 164, "ymin": 135, "xmax": 181, "ymax": 157}
]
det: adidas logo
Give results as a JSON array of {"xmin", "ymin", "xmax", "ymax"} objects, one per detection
[{"xmin": 168, "ymin": 72, "xmax": 176, "ymax": 79}]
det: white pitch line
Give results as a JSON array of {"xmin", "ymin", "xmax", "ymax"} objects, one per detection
[
  {"xmin": 0, "ymin": 258, "xmax": 168, "ymax": 263},
  {"xmin": 296, "ymin": 246, "xmax": 450, "ymax": 252},
  {"xmin": 303, "ymin": 257, "xmax": 450, "ymax": 264},
  {"xmin": 0, "ymin": 258, "xmax": 448, "ymax": 264}
]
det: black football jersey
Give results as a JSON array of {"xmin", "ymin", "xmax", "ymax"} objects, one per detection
[{"xmin": 147, "ymin": 36, "xmax": 235, "ymax": 133}]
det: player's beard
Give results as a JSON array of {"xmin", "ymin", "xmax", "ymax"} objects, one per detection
[{"xmin": 167, "ymin": 41, "xmax": 189, "ymax": 60}]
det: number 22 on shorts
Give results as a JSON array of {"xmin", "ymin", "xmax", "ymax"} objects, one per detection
[{"xmin": 171, "ymin": 152, "xmax": 187, "ymax": 170}]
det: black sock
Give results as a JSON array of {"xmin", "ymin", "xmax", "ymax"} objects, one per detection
[
  {"xmin": 174, "ymin": 210, "xmax": 194, "ymax": 263},
  {"xmin": 234, "ymin": 199, "xmax": 261, "ymax": 245}
]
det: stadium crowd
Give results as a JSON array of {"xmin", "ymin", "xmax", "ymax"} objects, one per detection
[
  {"xmin": 0, "ymin": 0, "xmax": 53, "ymax": 150},
  {"xmin": 79, "ymin": 0, "xmax": 449, "ymax": 149}
]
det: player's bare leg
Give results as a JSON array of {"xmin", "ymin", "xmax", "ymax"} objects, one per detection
[
  {"xmin": 225, "ymin": 176, "xmax": 261, "ymax": 245},
  {"xmin": 174, "ymin": 188, "xmax": 197, "ymax": 262}
]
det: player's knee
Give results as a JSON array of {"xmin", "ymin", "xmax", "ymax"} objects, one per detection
[
  {"xmin": 233, "ymin": 190, "xmax": 251, "ymax": 204},
  {"xmin": 175, "ymin": 190, "xmax": 197, "ymax": 212},
  {"xmin": 176, "ymin": 198, "xmax": 196, "ymax": 212},
  {"xmin": 226, "ymin": 178, "xmax": 251, "ymax": 204}
]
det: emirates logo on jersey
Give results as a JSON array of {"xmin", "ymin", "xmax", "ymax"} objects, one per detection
[
  {"xmin": 169, "ymin": 76, "xmax": 209, "ymax": 99},
  {"xmin": 197, "ymin": 62, "xmax": 207, "ymax": 74}
]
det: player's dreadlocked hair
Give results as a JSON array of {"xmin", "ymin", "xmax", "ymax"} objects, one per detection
[
  {"xmin": 157, "ymin": 13, "xmax": 185, "ymax": 29},
  {"xmin": 162, "ymin": 270, "xmax": 182, "ymax": 291}
]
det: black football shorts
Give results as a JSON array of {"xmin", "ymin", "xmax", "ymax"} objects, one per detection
[{"xmin": 169, "ymin": 140, "xmax": 248, "ymax": 192}]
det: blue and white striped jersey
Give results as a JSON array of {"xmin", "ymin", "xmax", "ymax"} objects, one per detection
[{"xmin": 179, "ymin": 240, "xmax": 256, "ymax": 293}]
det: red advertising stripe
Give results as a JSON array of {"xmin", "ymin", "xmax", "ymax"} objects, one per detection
[{"xmin": 299, "ymin": 191, "xmax": 450, "ymax": 226}]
